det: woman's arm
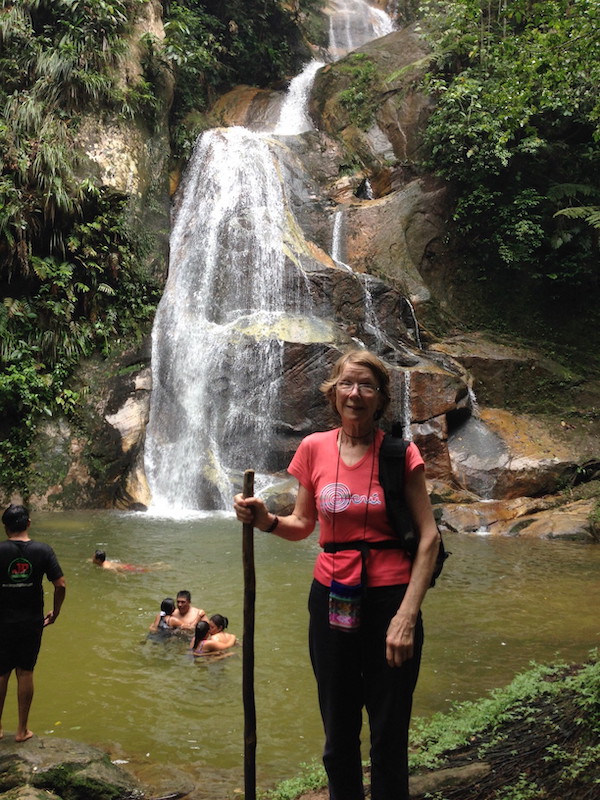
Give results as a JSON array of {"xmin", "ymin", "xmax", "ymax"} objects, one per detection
[
  {"xmin": 149, "ymin": 612, "xmax": 162, "ymax": 632},
  {"xmin": 385, "ymin": 464, "xmax": 440, "ymax": 668},
  {"xmin": 233, "ymin": 483, "xmax": 317, "ymax": 541}
]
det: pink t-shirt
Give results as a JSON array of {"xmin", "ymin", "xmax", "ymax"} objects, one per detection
[{"xmin": 288, "ymin": 428, "xmax": 424, "ymax": 588}]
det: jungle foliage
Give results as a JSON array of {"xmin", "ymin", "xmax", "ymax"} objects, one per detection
[
  {"xmin": 419, "ymin": 0, "xmax": 600, "ymax": 338},
  {"xmin": 0, "ymin": 0, "xmax": 166, "ymax": 491},
  {"xmin": 160, "ymin": 0, "xmax": 312, "ymax": 158}
]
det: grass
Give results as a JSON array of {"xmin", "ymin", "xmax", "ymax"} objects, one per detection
[{"xmin": 260, "ymin": 652, "xmax": 600, "ymax": 800}]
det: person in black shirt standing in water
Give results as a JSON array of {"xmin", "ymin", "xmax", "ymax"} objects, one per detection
[{"xmin": 0, "ymin": 504, "xmax": 66, "ymax": 742}]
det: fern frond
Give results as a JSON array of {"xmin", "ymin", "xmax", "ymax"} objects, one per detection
[
  {"xmin": 548, "ymin": 183, "xmax": 599, "ymax": 202},
  {"xmin": 554, "ymin": 206, "xmax": 600, "ymax": 229}
]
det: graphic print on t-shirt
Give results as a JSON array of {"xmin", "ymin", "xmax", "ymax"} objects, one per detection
[
  {"xmin": 319, "ymin": 482, "xmax": 382, "ymax": 515},
  {"xmin": 8, "ymin": 557, "xmax": 33, "ymax": 583}
]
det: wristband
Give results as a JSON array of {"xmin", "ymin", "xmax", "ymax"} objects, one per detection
[{"xmin": 265, "ymin": 515, "xmax": 279, "ymax": 533}]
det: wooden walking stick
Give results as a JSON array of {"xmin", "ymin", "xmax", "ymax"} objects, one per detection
[{"xmin": 242, "ymin": 469, "xmax": 257, "ymax": 800}]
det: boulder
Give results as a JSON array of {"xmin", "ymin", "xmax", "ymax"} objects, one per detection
[
  {"xmin": 212, "ymin": 85, "xmax": 283, "ymax": 131},
  {"xmin": 502, "ymin": 498, "xmax": 599, "ymax": 541},
  {"xmin": 0, "ymin": 737, "xmax": 145, "ymax": 800},
  {"xmin": 438, "ymin": 496, "xmax": 555, "ymax": 535},
  {"xmin": 435, "ymin": 485, "xmax": 598, "ymax": 541},
  {"xmin": 429, "ymin": 333, "xmax": 578, "ymax": 411},
  {"xmin": 310, "ymin": 26, "xmax": 433, "ymax": 165},
  {"xmin": 342, "ymin": 178, "xmax": 448, "ymax": 305}
]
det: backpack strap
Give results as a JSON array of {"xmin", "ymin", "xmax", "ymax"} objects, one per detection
[
  {"xmin": 378, "ymin": 433, "xmax": 418, "ymax": 556},
  {"xmin": 379, "ymin": 432, "xmax": 450, "ymax": 586}
]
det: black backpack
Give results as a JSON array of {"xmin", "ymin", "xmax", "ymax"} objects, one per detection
[{"xmin": 378, "ymin": 433, "xmax": 449, "ymax": 587}]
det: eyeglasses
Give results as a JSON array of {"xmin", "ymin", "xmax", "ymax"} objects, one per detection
[{"xmin": 336, "ymin": 380, "xmax": 380, "ymax": 396}]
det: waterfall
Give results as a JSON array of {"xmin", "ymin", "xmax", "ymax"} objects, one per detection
[
  {"xmin": 403, "ymin": 296, "xmax": 422, "ymax": 349},
  {"xmin": 274, "ymin": 61, "xmax": 325, "ymax": 135},
  {"xmin": 332, "ymin": 210, "xmax": 344, "ymax": 263},
  {"xmin": 468, "ymin": 385, "xmax": 481, "ymax": 418},
  {"xmin": 145, "ymin": 2, "xmax": 396, "ymax": 512},
  {"xmin": 329, "ymin": 0, "xmax": 395, "ymax": 60},
  {"xmin": 332, "ymin": 214, "xmax": 399, "ymax": 352},
  {"xmin": 361, "ymin": 274, "xmax": 387, "ymax": 349},
  {"xmin": 331, "ymin": 210, "xmax": 353, "ymax": 272},
  {"xmin": 145, "ymin": 128, "xmax": 302, "ymax": 512},
  {"xmin": 402, "ymin": 370, "xmax": 413, "ymax": 440}
]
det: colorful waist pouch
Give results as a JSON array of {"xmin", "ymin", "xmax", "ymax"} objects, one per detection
[{"xmin": 328, "ymin": 579, "xmax": 362, "ymax": 632}]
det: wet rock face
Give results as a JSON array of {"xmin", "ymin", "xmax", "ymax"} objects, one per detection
[
  {"xmin": 430, "ymin": 333, "xmax": 577, "ymax": 411},
  {"xmin": 0, "ymin": 737, "xmax": 148, "ymax": 800},
  {"xmin": 212, "ymin": 85, "xmax": 283, "ymax": 131},
  {"xmin": 25, "ymin": 341, "xmax": 153, "ymax": 512},
  {"xmin": 309, "ymin": 25, "xmax": 433, "ymax": 163},
  {"xmin": 342, "ymin": 179, "xmax": 448, "ymax": 304}
]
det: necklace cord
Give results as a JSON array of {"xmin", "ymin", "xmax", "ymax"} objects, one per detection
[{"xmin": 331, "ymin": 428, "xmax": 377, "ymax": 587}]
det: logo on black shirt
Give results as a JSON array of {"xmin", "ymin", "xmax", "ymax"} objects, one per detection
[{"xmin": 8, "ymin": 557, "xmax": 33, "ymax": 583}]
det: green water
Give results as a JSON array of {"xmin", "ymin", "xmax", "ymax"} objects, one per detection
[{"xmin": 3, "ymin": 511, "xmax": 598, "ymax": 798}]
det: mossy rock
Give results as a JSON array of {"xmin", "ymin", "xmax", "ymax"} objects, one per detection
[
  {"xmin": 0, "ymin": 787, "xmax": 62, "ymax": 800},
  {"xmin": 0, "ymin": 738, "xmax": 143, "ymax": 800}
]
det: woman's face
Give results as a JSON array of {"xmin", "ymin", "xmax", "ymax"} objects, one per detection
[
  {"xmin": 334, "ymin": 362, "xmax": 383, "ymax": 427},
  {"xmin": 209, "ymin": 620, "xmax": 220, "ymax": 635}
]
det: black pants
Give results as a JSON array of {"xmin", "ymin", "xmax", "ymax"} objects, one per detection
[{"xmin": 308, "ymin": 579, "xmax": 423, "ymax": 800}]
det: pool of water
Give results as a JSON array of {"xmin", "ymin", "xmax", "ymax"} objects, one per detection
[{"xmin": 4, "ymin": 511, "xmax": 598, "ymax": 798}]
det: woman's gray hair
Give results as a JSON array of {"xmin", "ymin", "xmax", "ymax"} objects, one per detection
[{"xmin": 320, "ymin": 349, "xmax": 391, "ymax": 420}]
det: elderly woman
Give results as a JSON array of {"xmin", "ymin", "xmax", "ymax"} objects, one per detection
[{"xmin": 234, "ymin": 349, "xmax": 440, "ymax": 800}]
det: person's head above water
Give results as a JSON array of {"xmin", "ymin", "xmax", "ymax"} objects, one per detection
[
  {"xmin": 176, "ymin": 590, "xmax": 192, "ymax": 613},
  {"xmin": 93, "ymin": 549, "xmax": 106, "ymax": 564},
  {"xmin": 209, "ymin": 614, "xmax": 229, "ymax": 634},
  {"xmin": 192, "ymin": 620, "xmax": 210, "ymax": 650},
  {"xmin": 160, "ymin": 597, "xmax": 176, "ymax": 616}
]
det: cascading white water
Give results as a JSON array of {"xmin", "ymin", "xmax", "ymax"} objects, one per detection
[
  {"xmin": 274, "ymin": 61, "xmax": 325, "ymax": 135},
  {"xmin": 331, "ymin": 209, "xmax": 344, "ymax": 263},
  {"xmin": 468, "ymin": 385, "xmax": 481, "ymax": 418},
  {"xmin": 403, "ymin": 296, "xmax": 422, "ymax": 349},
  {"xmin": 331, "ymin": 210, "xmax": 353, "ymax": 271},
  {"xmin": 361, "ymin": 274, "xmax": 388, "ymax": 348},
  {"xmin": 145, "ymin": 128, "xmax": 300, "ymax": 511},
  {"xmin": 145, "ymin": 2, "xmax": 395, "ymax": 512},
  {"xmin": 328, "ymin": 0, "xmax": 394, "ymax": 60},
  {"xmin": 402, "ymin": 369, "xmax": 413, "ymax": 440}
]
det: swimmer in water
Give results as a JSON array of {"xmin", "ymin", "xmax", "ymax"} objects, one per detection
[
  {"xmin": 190, "ymin": 621, "xmax": 211, "ymax": 655},
  {"xmin": 149, "ymin": 598, "xmax": 183, "ymax": 633},
  {"xmin": 191, "ymin": 619, "xmax": 237, "ymax": 656},
  {"xmin": 92, "ymin": 550, "xmax": 163, "ymax": 574},
  {"xmin": 207, "ymin": 614, "xmax": 237, "ymax": 649}
]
